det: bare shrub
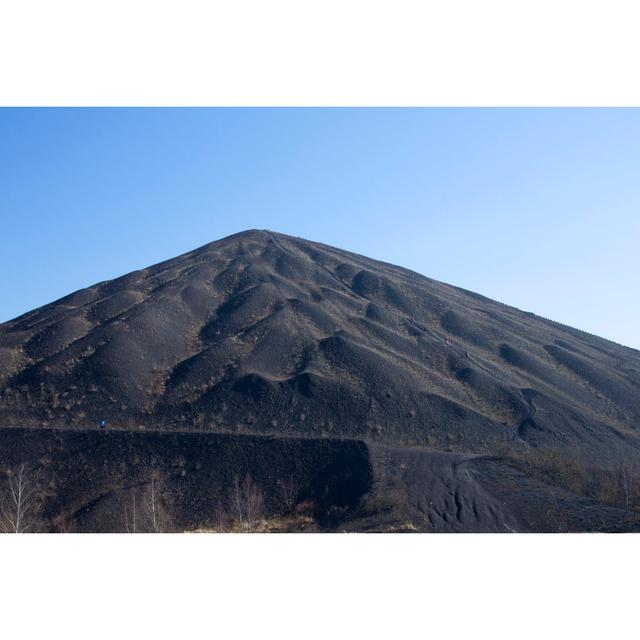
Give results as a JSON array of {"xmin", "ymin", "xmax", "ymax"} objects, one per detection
[
  {"xmin": 360, "ymin": 463, "xmax": 412, "ymax": 528},
  {"xmin": 55, "ymin": 516, "xmax": 75, "ymax": 534},
  {"xmin": 213, "ymin": 504, "xmax": 231, "ymax": 532},
  {"xmin": 278, "ymin": 476, "xmax": 300, "ymax": 513},
  {"xmin": 230, "ymin": 473, "xmax": 265, "ymax": 532},
  {"xmin": 0, "ymin": 462, "xmax": 39, "ymax": 533},
  {"xmin": 521, "ymin": 448, "xmax": 587, "ymax": 495}
]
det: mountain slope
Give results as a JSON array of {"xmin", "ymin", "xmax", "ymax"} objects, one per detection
[{"xmin": 1, "ymin": 229, "xmax": 639, "ymax": 531}]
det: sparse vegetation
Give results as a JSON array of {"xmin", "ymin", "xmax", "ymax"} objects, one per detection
[
  {"xmin": 358, "ymin": 462, "xmax": 416, "ymax": 531},
  {"xmin": 499, "ymin": 445, "xmax": 640, "ymax": 513},
  {"xmin": 197, "ymin": 473, "xmax": 323, "ymax": 533}
]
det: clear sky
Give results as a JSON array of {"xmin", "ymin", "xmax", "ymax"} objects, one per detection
[{"xmin": 1, "ymin": 108, "xmax": 638, "ymax": 349}]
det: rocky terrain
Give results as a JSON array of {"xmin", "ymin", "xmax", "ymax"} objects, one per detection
[{"xmin": 0, "ymin": 229, "xmax": 639, "ymax": 532}]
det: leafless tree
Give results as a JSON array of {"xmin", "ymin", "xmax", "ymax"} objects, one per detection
[
  {"xmin": 278, "ymin": 476, "xmax": 300, "ymax": 512},
  {"xmin": 231, "ymin": 474, "xmax": 264, "ymax": 532},
  {"xmin": 123, "ymin": 476, "xmax": 171, "ymax": 533},
  {"xmin": 124, "ymin": 488, "xmax": 138, "ymax": 533},
  {"xmin": 214, "ymin": 505, "xmax": 229, "ymax": 532},
  {"xmin": 142, "ymin": 476, "xmax": 171, "ymax": 533},
  {"xmin": 232, "ymin": 475, "xmax": 246, "ymax": 530},
  {"xmin": 0, "ymin": 462, "xmax": 38, "ymax": 533},
  {"xmin": 619, "ymin": 464, "xmax": 634, "ymax": 511},
  {"xmin": 146, "ymin": 477, "xmax": 161, "ymax": 533}
]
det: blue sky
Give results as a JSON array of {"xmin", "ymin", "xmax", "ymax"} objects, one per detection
[{"xmin": 0, "ymin": 108, "xmax": 638, "ymax": 349}]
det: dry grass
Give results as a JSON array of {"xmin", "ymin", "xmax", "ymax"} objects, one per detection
[
  {"xmin": 189, "ymin": 514, "xmax": 317, "ymax": 533},
  {"xmin": 498, "ymin": 444, "xmax": 640, "ymax": 513}
]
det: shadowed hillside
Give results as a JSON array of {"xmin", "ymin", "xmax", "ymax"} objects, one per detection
[{"xmin": 1, "ymin": 230, "xmax": 639, "ymax": 531}]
